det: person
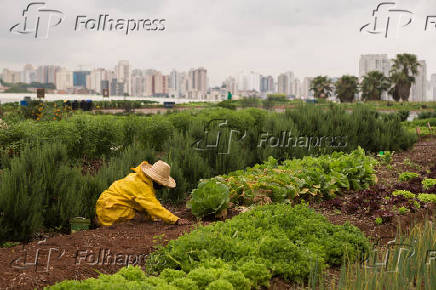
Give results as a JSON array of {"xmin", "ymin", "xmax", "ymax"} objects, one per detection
[{"xmin": 96, "ymin": 160, "xmax": 190, "ymax": 226}]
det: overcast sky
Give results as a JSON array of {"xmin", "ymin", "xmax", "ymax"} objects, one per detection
[{"xmin": 1, "ymin": 0, "xmax": 436, "ymax": 86}]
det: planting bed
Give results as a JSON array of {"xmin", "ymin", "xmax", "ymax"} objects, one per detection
[
  {"xmin": 0, "ymin": 138, "xmax": 434, "ymax": 289},
  {"xmin": 315, "ymin": 136, "xmax": 436, "ymax": 242}
]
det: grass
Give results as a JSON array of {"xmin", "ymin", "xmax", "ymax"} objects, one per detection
[{"xmin": 312, "ymin": 221, "xmax": 436, "ymax": 290}]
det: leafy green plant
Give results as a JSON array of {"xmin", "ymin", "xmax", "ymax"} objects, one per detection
[
  {"xmin": 187, "ymin": 180, "xmax": 230, "ymax": 218},
  {"xmin": 146, "ymin": 204, "xmax": 370, "ymax": 285},
  {"xmin": 378, "ymin": 151, "xmax": 394, "ymax": 165},
  {"xmin": 398, "ymin": 206, "xmax": 410, "ymax": 215},
  {"xmin": 403, "ymin": 157, "xmax": 422, "ymax": 170},
  {"xmin": 1, "ymin": 241, "xmax": 20, "ymax": 248},
  {"xmin": 375, "ymin": 217, "xmax": 383, "ymax": 225},
  {"xmin": 392, "ymin": 190, "xmax": 416, "ymax": 199},
  {"xmin": 417, "ymin": 193, "xmax": 436, "ymax": 203},
  {"xmin": 422, "ymin": 179, "xmax": 436, "ymax": 190},
  {"xmin": 398, "ymin": 172, "xmax": 419, "ymax": 182},
  {"xmin": 199, "ymin": 147, "xmax": 377, "ymax": 207},
  {"xmin": 49, "ymin": 265, "xmax": 251, "ymax": 290}
]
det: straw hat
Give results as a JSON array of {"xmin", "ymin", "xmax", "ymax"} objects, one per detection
[{"xmin": 141, "ymin": 161, "xmax": 176, "ymax": 188}]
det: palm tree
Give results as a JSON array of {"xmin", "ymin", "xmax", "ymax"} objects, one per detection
[
  {"xmin": 335, "ymin": 75, "xmax": 359, "ymax": 103},
  {"xmin": 361, "ymin": 71, "xmax": 391, "ymax": 101},
  {"xmin": 310, "ymin": 76, "xmax": 333, "ymax": 99},
  {"xmin": 389, "ymin": 54, "xmax": 420, "ymax": 102}
]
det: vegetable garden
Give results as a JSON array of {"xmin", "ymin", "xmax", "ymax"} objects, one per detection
[{"xmin": 0, "ymin": 101, "xmax": 435, "ymax": 289}]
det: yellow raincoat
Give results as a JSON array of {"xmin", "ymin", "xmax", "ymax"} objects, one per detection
[{"xmin": 96, "ymin": 162, "xmax": 179, "ymax": 226}]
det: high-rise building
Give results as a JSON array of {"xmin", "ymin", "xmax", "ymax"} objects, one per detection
[
  {"xmin": 359, "ymin": 54, "xmax": 392, "ymax": 100},
  {"xmin": 188, "ymin": 67, "xmax": 208, "ymax": 98},
  {"xmin": 131, "ymin": 69, "xmax": 145, "ymax": 96},
  {"xmin": 143, "ymin": 70, "xmax": 169, "ymax": 97},
  {"xmin": 110, "ymin": 78, "xmax": 125, "ymax": 96},
  {"xmin": 277, "ymin": 72, "xmax": 295, "ymax": 96},
  {"xmin": 277, "ymin": 74, "xmax": 289, "ymax": 95},
  {"xmin": 73, "ymin": 71, "xmax": 90, "ymax": 88},
  {"xmin": 116, "ymin": 60, "xmax": 131, "ymax": 95},
  {"xmin": 101, "ymin": 80, "xmax": 110, "ymax": 95},
  {"xmin": 168, "ymin": 70, "xmax": 188, "ymax": 98},
  {"xmin": 359, "ymin": 54, "xmax": 391, "ymax": 78},
  {"xmin": 302, "ymin": 77, "xmax": 314, "ymax": 98},
  {"xmin": 260, "ymin": 75, "xmax": 274, "ymax": 93},
  {"xmin": 55, "ymin": 69, "xmax": 74, "ymax": 90},
  {"xmin": 37, "ymin": 65, "xmax": 61, "ymax": 84},
  {"xmin": 1, "ymin": 69, "xmax": 21, "ymax": 83},
  {"xmin": 236, "ymin": 71, "xmax": 260, "ymax": 92},
  {"xmin": 21, "ymin": 64, "xmax": 36, "ymax": 84},
  {"xmin": 294, "ymin": 78, "xmax": 302, "ymax": 98},
  {"xmin": 411, "ymin": 60, "xmax": 427, "ymax": 102},
  {"xmin": 223, "ymin": 76, "xmax": 237, "ymax": 95},
  {"xmin": 87, "ymin": 69, "xmax": 107, "ymax": 94},
  {"xmin": 431, "ymin": 74, "xmax": 436, "ymax": 101},
  {"xmin": 153, "ymin": 72, "xmax": 168, "ymax": 96}
]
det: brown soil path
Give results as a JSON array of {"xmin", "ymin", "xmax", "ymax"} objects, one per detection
[{"xmin": 0, "ymin": 208, "xmax": 199, "ymax": 289}]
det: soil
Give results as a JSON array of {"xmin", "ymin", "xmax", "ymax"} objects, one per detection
[
  {"xmin": 0, "ymin": 137, "xmax": 435, "ymax": 290},
  {"xmin": 314, "ymin": 136, "xmax": 436, "ymax": 245}
]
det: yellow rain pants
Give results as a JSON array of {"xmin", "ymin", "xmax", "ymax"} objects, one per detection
[{"xmin": 96, "ymin": 162, "xmax": 179, "ymax": 226}]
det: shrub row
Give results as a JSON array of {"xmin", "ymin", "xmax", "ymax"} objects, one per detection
[
  {"xmin": 0, "ymin": 142, "xmax": 156, "ymax": 242},
  {"xmin": 0, "ymin": 105, "xmax": 416, "ymax": 242}
]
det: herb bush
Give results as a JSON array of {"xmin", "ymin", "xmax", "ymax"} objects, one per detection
[
  {"xmin": 0, "ymin": 141, "xmax": 156, "ymax": 242},
  {"xmin": 0, "ymin": 143, "xmax": 85, "ymax": 242}
]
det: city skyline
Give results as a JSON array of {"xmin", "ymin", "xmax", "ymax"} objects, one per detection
[{"xmin": 1, "ymin": 53, "xmax": 436, "ymax": 101}]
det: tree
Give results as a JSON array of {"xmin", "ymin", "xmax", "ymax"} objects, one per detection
[
  {"xmin": 361, "ymin": 71, "xmax": 391, "ymax": 101},
  {"xmin": 310, "ymin": 76, "xmax": 333, "ymax": 99},
  {"xmin": 335, "ymin": 75, "xmax": 359, "ymax": 103},
  {"xmin": 389, "ymin": 54, "xmax": 419, "ymax": 102}
]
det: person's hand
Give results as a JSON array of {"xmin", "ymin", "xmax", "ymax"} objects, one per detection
[{"xmin": 175, "ymin": 219, "xmax": 190, "ymax": 225}]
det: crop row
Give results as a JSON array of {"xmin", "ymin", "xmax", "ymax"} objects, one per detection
[
  {"xmin": 188, "ymin": 147, "xmax": 378, "ymax": 218},
  {"xmin": 49, "ymin": 204, "xmax": 371, "ymax": 289}
]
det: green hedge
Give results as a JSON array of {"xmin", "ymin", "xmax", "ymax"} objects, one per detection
[{"xmin": 0, "ymin": 105, "xmax": 417, "ymax": 242}]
